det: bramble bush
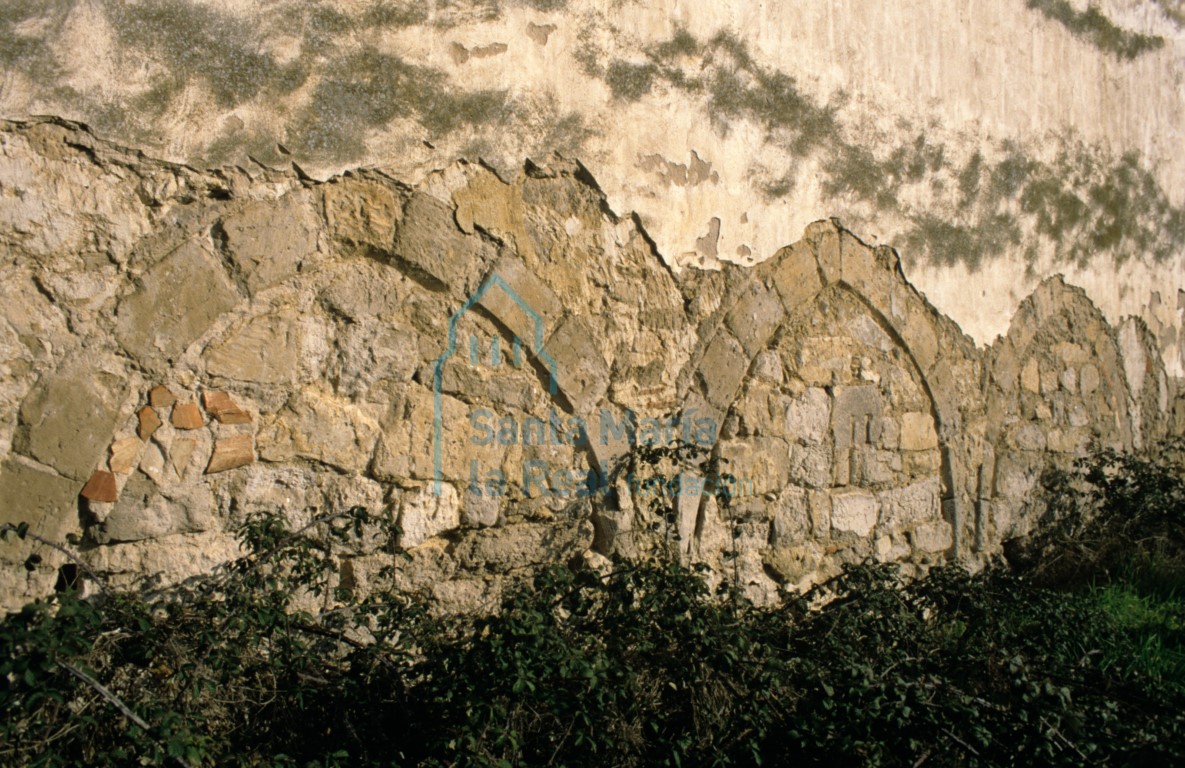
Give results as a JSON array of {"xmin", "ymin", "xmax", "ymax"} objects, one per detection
[{"xmin": 2, "ymin": 441, "xmax": 1184, "ymax": 766}]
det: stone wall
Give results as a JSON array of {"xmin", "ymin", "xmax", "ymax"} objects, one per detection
[{"xmin": 0, "ymin": 118, "xmax": 1179, "ymax": 612}]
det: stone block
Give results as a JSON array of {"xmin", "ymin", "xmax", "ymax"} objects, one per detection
[
  {"xmin": 219, "ymin": 194, "xmax": 317, "ymax": 294},
  {"xmin": 393, "ymin": 191, "xmax": 486, "ymax": 291},
  {"xmin": 899, "ymin": 411, "xmax": 938, "ymax": 451},
  {"xmin": 852, "ymin": 446, "xmax": 896, "ymax": 484},
  {"xmin": 438, "ymin": 361, "xmax": 536, "ymax": 411},
  {"xmin": 788, "ymin": 443, "xmax": 831, "ymax": 488},
  {"xmin": 204, "ymin": 310, "xmax": 303, "ymax": 385},
  {"xmin": 762, "ymin": 542, "xmax": 821, "ymax": 584},
  {"xmin": 477, "ymin": 254, "xmax": 562, "ymax": 345},
  {"xmin": 902, "ymin": 450, "xmax": 941, "ymax": 479},
  {"xmin": 206, "ymin": 434, "xmax": 255, "ymax": 474},
  {"xmin": 16, "ymin": 365, "xmax": 126, "ymax": 481},
  {"xmin": 372, "ymin": 387, "xmax": 469, "ymax": 483},
  {"xmin": 462, "ymin": 493, "xmax": 501, "ymax": 528},
  {"xmin": 546, "ymin": 315, "xmax": 610, "ymax": 414},
  {"xmin": 807, "ymin": 220, "xmax": 841, "ymax": 283},
  {"xmin": 751, "ymin": 349, "xmax": 784, "ymax": 384},
  {"xmin": 81, "ymin": 530, "xmax": 242, "ymax": 591},
  {"xmin": 876, "ymin": 477, "xmax": 940, "ymax": 530},
  {"xmin": 898, "ymin": 305, "xmax": 938, "ymax": 372},
  {"xmin": 699, "ymin": 331, "xmax": 748, "ymax": 410},
  {"xmin": 718, "ymin": 436, "xmax": 790, "ymax": 497},
  {"xmin": 1047, "ymin": 428, "xmax": 1090, "ymax": 454},
  {"xmin": 399, "ymin": 483, "xmax": 461, "ymax": 549},
  {"xmin": 734, "ymin": 379, "xmax": 777, "ymax": 436},
  {"xmin": 452, "ymin": 165, "xmax": 523, "ymax": 242},
  {"xmin": 257, "ymin": 389, "xmax": 378, "ymax": 474},
  {"xmin": 831, "ymin": 386, "xmax": 882, "ymax": 484},
  {"xmin": 783, "ymin": 387, "xmax": 831, "ymax": 445},
  {"xmin": 453, "ymin": 519, "xmax": 588, "ymax": 573},
  {"xmin": 115, "ymin": 240, "xmax": 240, "ymax": 363},
  {"xmin": 991, "ymin": 349, "xmax": 1019, "ymax": 393},
  {"xmin": 993, "ymin": 453, "xmax": 1040, "ymax": 500},
  {"xmin": 1054, "ymin": 342, "xmax": 1088, "ymax": 364},
  {"xmin": 1080, "ymin": 364, "xmax": 1100, "ymax": 395},
  {"xmin": 324, "ymin": 174, "xmax": 404, "ymax": 253},
  {"xmin": 138, "ymin": 441, "xmax": 167, "ymax": 484},
  {"xmin": 1008, "ymin": 423, "xmax": 1046, "ymax": 452},
  {"xmin": 770, "ymin": 241, "xmax": 824, "ymax": 311},
  {"xmin": 1060, "ymin": 367, "xmax": 1077, "ymax": 393},
  {"xmin": 839, "ymin": 230, "xmax": 891, "ymax": 309},
  {"xmin": 770, "ymin": 486, "xmax": 810, "ymax": 546},
  {"xmin": 807, "ymin": 490, "xmax": 831, "ymax": 537},
  {"xmin": 0, "ymin": 460, "xmax": 79, "ymax": 540},
  {"xmin": 726, "ymin": 281, "xmax": 784, "ymax": 357},
  {"xmin": 830, "ymin": 489, "xmax": 878, "ymax": 536},
  {"xmin": 168, "ymin": 438, "xmax": 201, "ymax": 481},
  {"xmin": 108, "ymin": 437, "xmax": 141, "ymax": 473},
  {"xmin": 1040, "ymin": 366, "xmax": 1060, "ymax": 395},
  {"xmin": 96, "ymin": 474, "xmax": 215, "ymax": 544},
  {"xmin": 876, "ymin": 415, "xmax": 900, "ymax": 450},
  {"xmin": 1020, "ymin": 358, "xmax": 1040, "ymax": 393},
  {"xmin": 910, "ymin": 520, "xmax": 953, "ymax": 553}
]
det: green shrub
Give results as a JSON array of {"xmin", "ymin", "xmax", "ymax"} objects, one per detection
[{"xmin": 3, "ymin": 444, "xmax": 1185, "ymax": 765}]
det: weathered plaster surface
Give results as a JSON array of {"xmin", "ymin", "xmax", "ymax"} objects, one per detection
[{"xmin": 2, "ymin": 0, "xmax": 1184, "ymax": 373}]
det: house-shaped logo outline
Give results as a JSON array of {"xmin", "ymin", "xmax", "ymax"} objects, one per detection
[{"xmin": 433, "ymin": 273, "xmax": 559, "ymax": 495}]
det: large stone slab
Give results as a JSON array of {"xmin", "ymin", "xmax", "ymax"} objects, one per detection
[
  {"xmin": 219, "ymin": 193, "xmax": 319, "ymax": 294},
  {"xmin": 204, "ymin": 310, "xmax": 303, "ymax": 384},
  {"xmin": 393, "ymin": 191, "xmax": 488, "ymax": 292},
  {"xmin": 546, "ymin": 315, "xmax": 610, "ymax": 414},
  {"xmin": 257, "ymin": 389, "xmax": 379, "ymax": 473},
  {"xmin": 830, "ymin": 489, "xmax": 878, "ymax": 536},
  {"xmin": 726, "ymin": 281, "xmax": 784, "ymax": 357},
  {"xmin": 0, "ymin": 458, "xmax": 79, "ymax": 535},
  {"xmin": 115, "ymin": 240, "xmax": 241, "ymax": 364},
  {"xmin": 698, "ymin": 331, "xmax": 748, "ymax": 410},
  {"xmin": 324, "ymin": 173, "xmax": 405, "ymax": 253},
  {"xmin": 15, "ymin": 364, "xmax": 126, "ymax": 481}
]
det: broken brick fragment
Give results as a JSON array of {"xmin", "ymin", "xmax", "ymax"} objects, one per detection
[
  {"xmin": 148, "ymin": 384, "xmax": 177, "ymax": 408},
  {"xmin": 171, "ymin": 402, "xmax": 204, "ymax": 430},
  {"xmin": 108, "ymin": 437, "xmax": 141, "ymax": 473},
  {"xmin": 80, "ymin": 470, "xmax": 118, "ymax": 503},
  {"xmin": 137, "ymin": 406, "xmax": 162, "ymax": 441},
  {"xmin": 205, "ymin": 434, "xmax": 254, "ymax": 474},
  {"xmin": 201, "ymin": 391, "xmax": 252, "ymax": 424}
]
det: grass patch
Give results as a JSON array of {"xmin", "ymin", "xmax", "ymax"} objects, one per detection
[{"xmin": 1091, "ymin": 582, "xmax": 1185, "ymax": 686}]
